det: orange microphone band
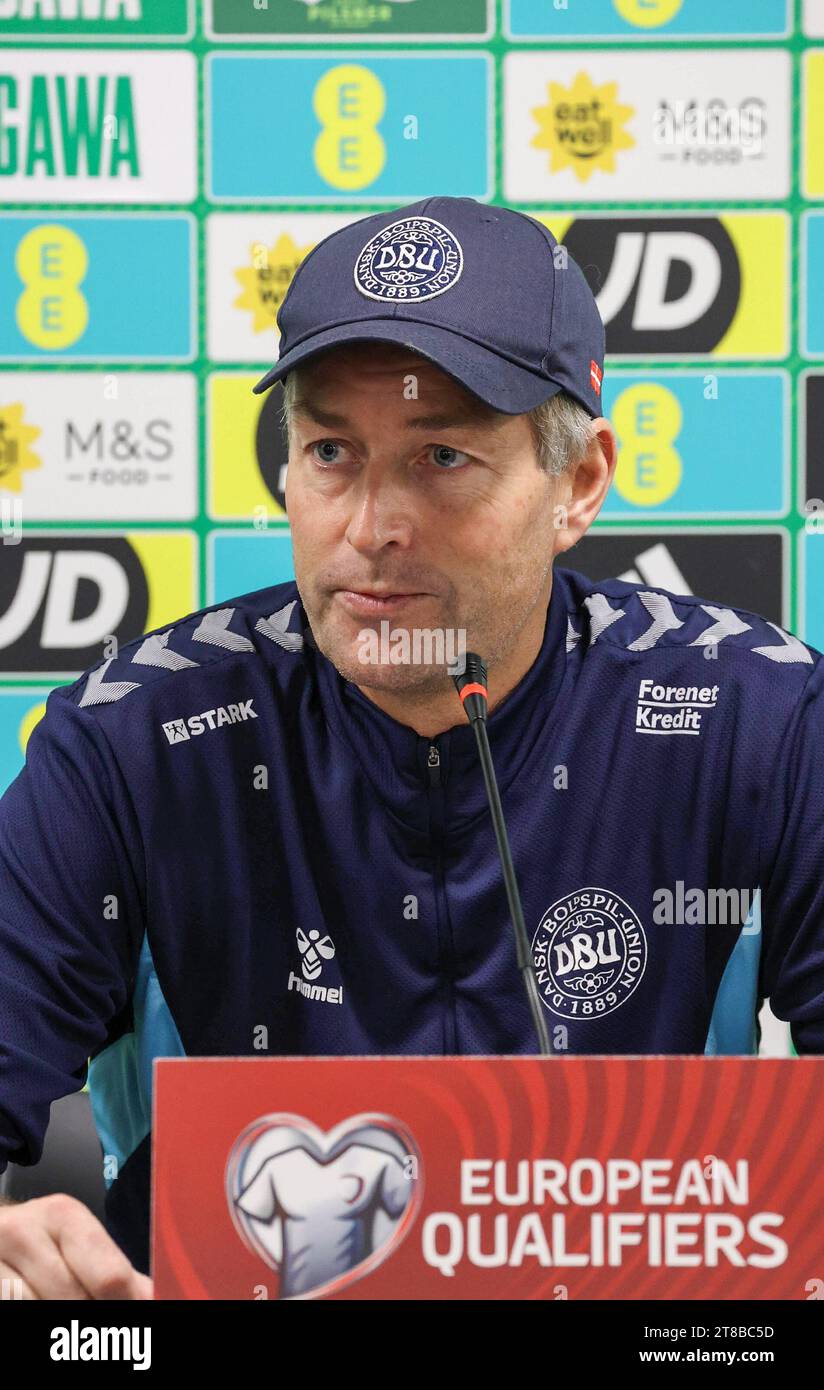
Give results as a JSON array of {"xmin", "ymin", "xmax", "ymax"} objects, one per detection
[{"xmin": 459, "ymin": 682, "xmax": 488, "ymax": 703}]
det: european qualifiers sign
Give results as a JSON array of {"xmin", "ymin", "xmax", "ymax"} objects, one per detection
[{"xmin": 153, "ymin": 1056, "xmax": 824, "ymax": 1300}]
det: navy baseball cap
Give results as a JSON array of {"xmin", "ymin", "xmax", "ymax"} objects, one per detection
[{"xmin": 252, "ymin": 196, "xmax": 605, "ymax": 417}]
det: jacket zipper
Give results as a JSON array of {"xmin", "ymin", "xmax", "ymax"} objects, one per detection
[{"xmin": 426, "ymin": 741, "xmax": 458, "ymax": 1053}]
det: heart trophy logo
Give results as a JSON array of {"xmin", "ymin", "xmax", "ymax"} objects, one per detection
[{"xmin": 226, "ymin": 1111, "xmax": 423, "ymax": 1299}]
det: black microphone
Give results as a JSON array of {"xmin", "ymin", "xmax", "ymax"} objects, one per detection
[{"xmin": 453, "ymin": 654, "xmax": 551, "ymax": 1057}]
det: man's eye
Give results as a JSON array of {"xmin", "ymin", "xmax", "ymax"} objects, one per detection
[
  {"xmin": 428, "ymin": 444, "xmax": 470, "ymax": 470},
  {"xmin": 311, "ymin": 440, "xmax": 345, "ymax": 464}
]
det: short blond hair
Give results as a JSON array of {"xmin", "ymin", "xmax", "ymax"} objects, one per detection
[{"xmin": 279, "ymin": 366, "xmax": 593, "ymax": 477}]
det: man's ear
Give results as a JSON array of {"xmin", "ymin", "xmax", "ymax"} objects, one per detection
[{"xmin": 552, "ymin": 419, "xmax": 617, "ymax": 556}]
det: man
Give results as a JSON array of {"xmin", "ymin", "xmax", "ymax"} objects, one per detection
[{"xmin": 0, "ymin": 196, "xmax": 822, "ymax": 1299}]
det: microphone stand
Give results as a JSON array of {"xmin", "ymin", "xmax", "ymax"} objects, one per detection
[{"xmin": 453, "ymin": 653, "xmax": 552, "ymax": 1057}]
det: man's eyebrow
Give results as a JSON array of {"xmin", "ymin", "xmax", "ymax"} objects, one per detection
[
  {"xmin": 291, "ymin": 402, "xmax": 351, "ymax": 429},
  {"xmin": 292, "ymin": 400, "xmax": 505, "ymax": 432},
  {"xmin": 403, "ymin": 408, "xmax": 506, "ymax": 431}
]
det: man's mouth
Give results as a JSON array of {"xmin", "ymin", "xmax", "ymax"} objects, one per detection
[{"xmin": 335, "ymin": 589, "xmax": 429, "ymax": 615}]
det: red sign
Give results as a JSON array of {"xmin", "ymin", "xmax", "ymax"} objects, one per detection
[{"xmin": 152, "ymin": 1056, "xmax": 824, "ymax": 1301}]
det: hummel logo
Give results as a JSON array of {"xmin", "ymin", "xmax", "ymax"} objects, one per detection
[{"xmin": 162, "ymin": 699, "xmax": 258, "ymax": 744}]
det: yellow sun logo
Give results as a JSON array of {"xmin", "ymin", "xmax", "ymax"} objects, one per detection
[
  {"xmin": 234, "ymin": 233, "xmax": 317, "ymax": 334},
  {"xmin": 0, "ymin": 403, "xmax": 41, "ymax": 493},
  {"xmin": 531, "ymin": 71, "xmax": 635, "ymax": 183}
]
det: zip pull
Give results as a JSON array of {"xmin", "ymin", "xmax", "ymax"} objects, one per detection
[{"xmin": 427, "ymin": 743, "xmax": 441, "ymax": 787}]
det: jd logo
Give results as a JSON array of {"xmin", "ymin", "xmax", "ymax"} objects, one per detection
[
  {"xmin": 563, "ymin": 218, "xmax": 740, "ymax": 354},
  {"xmin": 0, "ymin": 536, "xmax": 147, "ymax": 674}
]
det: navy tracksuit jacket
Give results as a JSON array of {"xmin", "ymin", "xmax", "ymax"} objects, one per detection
[{"xmin": 1, "ymin": 565, "xmax": 823, "ymax": 1275}]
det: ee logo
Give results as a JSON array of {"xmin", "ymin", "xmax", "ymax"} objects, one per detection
[
  {"xmin": 612, "ymin": 382, "xmax": 683, "ymax": 508},
  {"xmin": 313, "ymin": 64, "xmax": 386, "ymax": 192},
  {"xmin": 15, "ymin": 224, "xmax": 88, "ymax": 350},
  {"xmin": 613, "ymin": 0, "xmax": 684, "ymax": 28}
]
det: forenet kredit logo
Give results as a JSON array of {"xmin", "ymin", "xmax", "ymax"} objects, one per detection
[{"xmin": 532, "ymin": 888, "xmax": 647, "ymax": 1019}]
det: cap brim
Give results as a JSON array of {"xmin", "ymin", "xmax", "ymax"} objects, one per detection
[{"xmin": 251, "ymin": 319, "xmax": 566, "ymax": 415}]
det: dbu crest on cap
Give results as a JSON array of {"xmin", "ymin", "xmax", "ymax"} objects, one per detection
[
  {"xmin": 253, "ymin": 196, "xmax": 605, "ymax": 417},
  {"xmin": 354, "ymin": 215, "xmax": 463, "ymax": 303}
]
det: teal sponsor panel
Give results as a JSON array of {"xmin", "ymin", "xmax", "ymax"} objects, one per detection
[
  {"xmin": 208, "ymin": 531, "xmax": 295, "ymax": 605},
  {"xmin": 506, "ymin": 0, "xmax": 790, "ymax": 39},
  {"xmin": 0, "ymin": 215, "xmax": 194, "ymax": 361},
  {"xmin": 601, "ymin": 372, "xmax": 788, "ymax": 520},
  {"xmin": 0, "ymin": 687, "xmax": 53, "ymax": 796},
  {"xmin": 802, "ymin": 212, "xmax": 824, "ymax": 357},
  {"xmin": 207, "ymin": 53, "xmax": 492, "ymax": 201}
]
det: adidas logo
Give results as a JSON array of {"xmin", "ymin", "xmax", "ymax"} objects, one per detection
[{"xmin": 162, "ymin": 699, "xmax": 258, "ymax": 744}]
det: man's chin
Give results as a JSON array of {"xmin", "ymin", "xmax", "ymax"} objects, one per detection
[
  {"xmin": 333, "ymin": 653, "xmax": 454, "ymax": 694},
  {"xmin": 310, "ymin": 610, "xmax": 462, "ymax": 690},
  {"xmin": 312, "ymin": 629, "xmax": 454, "ymax": 693}
]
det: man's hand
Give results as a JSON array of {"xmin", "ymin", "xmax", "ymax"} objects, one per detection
[{"xmin": 0, "ymin": 1193, "xmax": 153, "ymax": 1299}]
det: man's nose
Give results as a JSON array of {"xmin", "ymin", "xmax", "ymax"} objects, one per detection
[{"xmin": 344, "ymin": 474, "xmax": 415, "ymax": 553}]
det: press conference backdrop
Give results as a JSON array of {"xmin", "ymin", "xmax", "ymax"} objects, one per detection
[{"xmin": 1, "ymin": 0, "xmax": 822, "ymax": 1062}]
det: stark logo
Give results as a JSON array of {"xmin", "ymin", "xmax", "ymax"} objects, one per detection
[
  {"xmin": 226, "ymin": 1113, "xmax": 422, "ymax": 1300},
  {"xmin": 161, "ymin": 699, "xmax": 257, "ymax": 744},
  {"xmin": 532, "ymin": 888, "xmax": 647, "ymax": 1020}
]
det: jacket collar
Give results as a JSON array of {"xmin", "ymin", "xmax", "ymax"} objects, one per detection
[{"xmin": 309, "ymin": 571, "xmax": 572, "ymax": 829}]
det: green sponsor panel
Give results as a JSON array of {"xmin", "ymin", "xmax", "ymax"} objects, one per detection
[
  {"xmin": 209, "ymin": 0, "xmax": 491, "ymax": 39},
  {"xmin": 0, "ymin": 0, "xmax": 192, "ymax": 40}
]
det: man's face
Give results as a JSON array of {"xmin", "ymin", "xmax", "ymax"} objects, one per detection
[{"xmin": 284, "ymin": 342, "xmax": 569, "ymax": 696}]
